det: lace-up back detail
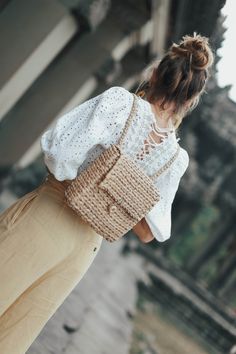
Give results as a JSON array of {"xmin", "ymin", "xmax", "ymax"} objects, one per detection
[
  {"xmin": 136, "ymin": 121, "xmax": 170, "ymax": 160},
  {"xmin": 115, "ymin": 93, "xmax": 180, "ymax": 179}
]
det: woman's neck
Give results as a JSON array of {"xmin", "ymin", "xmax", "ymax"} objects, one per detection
[{"xmin": 149, "ymin": 103, "xmax": 174, "ymax": 130}]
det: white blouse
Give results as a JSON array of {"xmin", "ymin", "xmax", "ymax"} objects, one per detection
[{"xmin": 40, "ymin": 86, "xmax": 189, "ymax": 243}]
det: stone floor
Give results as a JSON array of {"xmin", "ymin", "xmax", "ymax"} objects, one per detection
[{"xmin": 26, "ymin": 236, "xmax": 148, "ymax": 354}]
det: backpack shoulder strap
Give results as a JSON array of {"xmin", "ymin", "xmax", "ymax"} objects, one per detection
[
  {"xmin": 116, "ymin": 93, "xmax": 137, "ymax": 149},
  {"xmin": 149, "ymin": 143, "xmax": 180, "ymax": 180}
]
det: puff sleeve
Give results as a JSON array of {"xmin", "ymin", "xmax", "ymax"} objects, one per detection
[
  {"xmin": 40, "ymin": 86, "xmax": 133, "ymax": 181},
  {"xmin": 144, "ymin": 147, "xmax": 189, "ymax": 242}
]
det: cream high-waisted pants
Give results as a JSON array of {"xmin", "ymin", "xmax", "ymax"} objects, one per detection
[{"xmin": 0, "ymin": 172, "xmax": 103, "ymax": 354}]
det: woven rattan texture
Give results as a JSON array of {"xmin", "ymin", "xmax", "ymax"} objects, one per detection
[{"xmin": 64, "ymin": 144, "xmax": 160, "ymax": 241}]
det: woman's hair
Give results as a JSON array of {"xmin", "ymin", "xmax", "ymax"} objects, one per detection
[{"xmin": 135, "ymin": 32, "xmax": 215, "ymax": 129}]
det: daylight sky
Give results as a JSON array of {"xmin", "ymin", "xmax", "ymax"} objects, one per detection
[{"xmin": 216, "ymin": 0, "xmax": 236, "ymax": 102}]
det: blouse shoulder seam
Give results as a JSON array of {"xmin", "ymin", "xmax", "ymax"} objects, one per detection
[{"xmin": 106, "ymin": 86, "xmax": 132, "ymax": 98}]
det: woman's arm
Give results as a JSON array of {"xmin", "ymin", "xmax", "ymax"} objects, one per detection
[{"xmin": 132, "ymin": 217, "xmax": 154, "ymax": 243}]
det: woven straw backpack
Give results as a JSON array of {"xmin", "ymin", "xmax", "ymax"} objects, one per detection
[{"xmin": 64, "ymin": 92, "xmax": 180, "ymax": 242}]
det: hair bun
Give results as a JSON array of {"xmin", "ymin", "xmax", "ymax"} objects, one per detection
[{"xmin": 171, "ymin": 32, "xmax": 214, "ymax": 71}]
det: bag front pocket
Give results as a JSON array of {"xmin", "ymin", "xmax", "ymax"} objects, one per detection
[{"xmin": 98, "ymin": 154, "xmax": 160, "ymax": 220}]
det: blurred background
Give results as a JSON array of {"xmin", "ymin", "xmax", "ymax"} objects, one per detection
[{"xmin": 0, "ymin": 0, "xmax": 235, "ymax": 353}]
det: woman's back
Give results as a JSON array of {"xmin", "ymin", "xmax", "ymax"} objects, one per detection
[{"xmin": 40, "ymin": 86, "xmax": 189, "ymax": 242}]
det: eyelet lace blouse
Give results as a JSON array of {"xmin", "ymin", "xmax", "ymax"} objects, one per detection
[{"xmin": 40, "ymin": 86, "xmax": 189, "ymax": 242}]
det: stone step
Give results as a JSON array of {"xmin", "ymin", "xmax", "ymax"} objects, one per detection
[
  {"xmin": 26, "ymin": 236, "xmax": 147, "ymax": 354},
  {"xmin": 0, "ymin": 0, "xmax": 77, "ymax": 121}
]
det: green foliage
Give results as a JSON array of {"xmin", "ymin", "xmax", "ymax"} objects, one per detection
[
  {"xmin": 199, "ymin": 242, "xmax": 228, "ymax": 284},
  {"xmin": 136, "ymin": 292, "xmax": 146, "ymax": 312},
  {"xmin": 168, "ymin": 204, "xmax": 219, "ymax": 267}
]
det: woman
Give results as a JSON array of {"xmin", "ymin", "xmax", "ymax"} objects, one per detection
[{"xmin": 0, "ymin": 32, "xmax": 214, "ymax": 353}]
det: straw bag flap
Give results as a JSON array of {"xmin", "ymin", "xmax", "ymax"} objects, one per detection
[{"xmin": 98, "ymin": 152, "xmax": 160, "ymax": 220}]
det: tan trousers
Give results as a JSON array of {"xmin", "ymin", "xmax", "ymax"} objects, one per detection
[{"xmin": 0, "ymin": 172, "xmax": 103, "ymax": 354}]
